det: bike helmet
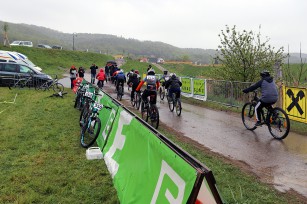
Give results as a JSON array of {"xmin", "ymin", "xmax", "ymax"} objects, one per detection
[
  {"xmin": 163, "ymin": 70, "xmax": 168, "ymax": 75},
  {"xmin": 148, "ymin": 64, "xmax": 152, "ymax": 68},
  {"xmin": 260, "ymin": 70, "xmax": 270, "ymax": 77},
  {"xmin": 134, "ymin": 70, "xmax": 139, "ymax": 74},
  {"xmin": 147, "ymin": 68, "xmax": 155, "ymax": 75},
  {"xmin": 171, "ymin": 73, "xmax": 177, "ymax": 79}
]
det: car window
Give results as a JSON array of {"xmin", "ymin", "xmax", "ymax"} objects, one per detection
[
  {"xmin": 3, "ymin": 64, "xmax": 18, "ymax": 72},
  {"xmin": 20, "ymin": 65, "xmax": 33, "ymax": 73},
  {"xmin": 0, "ymin": 63, "xmax": 3, "ymax": 71}
]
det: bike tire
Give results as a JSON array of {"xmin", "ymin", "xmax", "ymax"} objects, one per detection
[
  {"xmin": 268, "ymin": 107, "xmax": 290, "ymax": 140},
  {"xmin": 141, "ymin": 102, "xmax": 147, "ymax": 120},
  {"xmin": 242, "ymin": 102, "xmax": 257, "ymax": 131},
  {"xmin": 168, "ymin": 94, "xmax": 175, "ymax": 112},
  {"xmin": 149, "ymin": 105, "xmax": 159, "ymax": 129},
  {"xmin": 53, "ymin": 82, "xmax": 64, "ymax": 92},
  {"xmin": 79, "ymin": 106, "xmax": 90, "ymax": 127},
  {"xmin": 176, "ymin": 98, "xmax": 182, "ymax": 116},
  {"xmin": 159, "ymin": 88, "xmax": 165, "ymax": 100},
  {"xmin": 80, "ymin": 117, "xmax": 101, "ymax": 148},
  {"xmin": 135, "ymin": 93, "xmax": 141, "ymax": 110}
]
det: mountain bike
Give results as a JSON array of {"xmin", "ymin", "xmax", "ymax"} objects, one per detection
[
  {"xmin": 116, "ymin": 81, "xmax": 124, "ymax": 101},
  {"xmin": 167, "ymin": 92, "xmax": 182, "ymax": 116},
  {"xmin": 80, "ymin": 97, "xmax": 111, "ymax": 148},
  {"xmin": 74, "ymin": 82, "xmax": 91, "ymax": 110},
  {"xmin": 8, "ymin": 73, "xmax": 34, "ymax": 89},
  {"xmin": 35, "ymin": 75, "xmax": 64, "ymax": 92},
  {"xmin": 140, "ymin": 92, "xmax": 159, "ymax": 129},
  {"xmin": 242, "ymin": 91, "xmax": 290, "ymax": 140}
]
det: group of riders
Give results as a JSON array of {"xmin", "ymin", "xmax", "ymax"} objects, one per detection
[{"xmin": 106, "ymin": 64, "xmax": 182, "ymax": 107}]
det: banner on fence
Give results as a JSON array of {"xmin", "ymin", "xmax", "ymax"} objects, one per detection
[
  {"xmin": 180, "ymin": 77, "xmax": 193, "ymax": 97},
  {"xmin": 193, "ymin": 78, "xmax": 206, "ymax": 101},
  {"xmin": 94, "ymin": 91, "xmax": 222, "ymax": 203},
  {"xmin": 283, "ymin": 86, "xmax": 307, "ymax": 123}
]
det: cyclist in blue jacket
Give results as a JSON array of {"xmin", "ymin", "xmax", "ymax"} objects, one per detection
[{"xmin": 243, "ymin": 70, "xmax": 278, "ymax": 126}]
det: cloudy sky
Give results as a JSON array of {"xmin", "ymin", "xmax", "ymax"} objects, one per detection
[{"xmin": 2, "ymin": 0, "xmax": 307, "ymax": 52}]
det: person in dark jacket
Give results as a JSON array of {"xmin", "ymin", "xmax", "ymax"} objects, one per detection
[
  {"xmin": 243, "ymin": 70, "xmax": 278, "ymax": 126},
  {"xmin": 69, "ymin": 65, "xmax": 78, "ymax": 89},
  {"xmin": 165, "ymin": 73, "xmax": 182, "ymax": 100},
  {"xmin": 78, "ymin": 66, "xmax": 85, "ymax": 78},
  {"xmin": 90, "ymin": 63, "xmax": 98, "ymax": 84},
  {"xmin": 127, "ymin": 73, "xmax": 140, "ymax": 101}
]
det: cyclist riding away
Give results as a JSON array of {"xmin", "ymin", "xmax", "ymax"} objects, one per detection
[
  {"xmin": 243, "ymin": 70, "xmax": 278, "ymax": 126},
  {"xmin": 165, "ymin": 73, "xmax": 182, "ymax": 100},
  {"xmin": 134, "ymin": 70, "xmax": 141, "ymax": 81},
  {"xmin": 127, "ymin": 72, "xmax": 140, "ymax": 101},
  {"xmin": 114, "ymin": 69, "xmax": 126, "ymax": 92},
  {"xmin": 136, "ymin": 68, "xmax": 160, "ymax": 108}
]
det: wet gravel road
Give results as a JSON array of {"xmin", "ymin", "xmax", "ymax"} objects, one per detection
[{"xmin": 60, "ymin": 74, "xmax": 307, "ymax": 199}]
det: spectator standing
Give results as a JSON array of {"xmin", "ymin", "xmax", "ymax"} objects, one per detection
[
  {"xmin": 96, "ymin": 68, "xmax": 106, "ymax": 88},
  {"xmin": 105, "ymin": 65, "xmax": 110, "ymax": 82},
  {"xmin": 90, "ymin": 63, "xmax": 98, "ymax": 84},
  {"xmin": 69, "ymin": 65, "xmax": 78, "ymax": 89},
  {"xmin": 78, "ymin": 66, "xmax": 85, "ymax": 78}
]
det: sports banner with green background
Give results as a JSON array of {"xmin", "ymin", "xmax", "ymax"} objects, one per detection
[
  {"xmin": 94, "ymin": 91, "xmax": 223, "ymax": 203},
  {"xmin": 180, "ymin": 77, "xmax": 193, "ymax": 98},
  {"xmin": 193, "ymin": 78, "xmax": 206, "ymax": 101}
]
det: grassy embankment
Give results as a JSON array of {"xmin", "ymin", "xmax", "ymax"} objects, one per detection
[{"xmin": 0, "ymin": 47, "xmax": 305, "ymax": 203}]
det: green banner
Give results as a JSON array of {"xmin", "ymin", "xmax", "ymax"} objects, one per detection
[
  {"xmin": 193, "ymin": 79, "xmax": 205, "ymax": 96},
  {"xmin": 96, "ymin": 91, "xmax": 119, "ymax": 149},
  {"xmin": 101, "ymin": 107, "xmax": 198, "ymax": 203},
  {"xmin": 181, "ymin": 78, "xmax": 192, "ymax": 94}
]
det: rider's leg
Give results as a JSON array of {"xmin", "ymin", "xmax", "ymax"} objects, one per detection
[{"xmin": 255, "ymin": 101, "xmax": 264, "ymax": 125}]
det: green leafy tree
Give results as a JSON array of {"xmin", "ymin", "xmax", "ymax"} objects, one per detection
[{"xmin": 216, "ymin": 25, "xmax": 285, "ymax": 82}]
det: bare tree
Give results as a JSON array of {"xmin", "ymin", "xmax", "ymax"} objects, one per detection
[{"xmin": 3, "ymin": 22, "xmax": 10, "ymax": 47}]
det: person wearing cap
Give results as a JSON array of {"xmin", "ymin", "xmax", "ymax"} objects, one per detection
[{"xmin": 69, "ymin": 65, "xmax": 78, "ymax": 89}]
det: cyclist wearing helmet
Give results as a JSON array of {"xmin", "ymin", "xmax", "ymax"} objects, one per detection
[
  {"xmin": 159, "ymin": 70, "xmax": 170, "ymax": 84},
  {"xmin": 165, "ymin": 73, "xmax": 182, "ymax": 100},
  {"xmin": 136, "ymin": 68, "xmax": 160, "ymax": 107},
  {"xmin": 114, "ymin": 69, "xmax": 126, "ymax": 92},
  {"xmin": 134, "ymin": 70, "xmax": 141, "ymax": 81},
  {"xmin": 127, "ymin": 72, "xmax": 140, "ymax": 101},
  {"xmin": 243, "ymin": 70, "xmax": 278, "ymax": 126}
]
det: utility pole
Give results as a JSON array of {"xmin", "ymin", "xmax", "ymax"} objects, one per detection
[
  {"xmin": 73, "ymin": 33, "xmax": 77, "ymax": 50},
  {"xmin": 3, "ymin": 22, "xmax": 10, "ymax": 47}
]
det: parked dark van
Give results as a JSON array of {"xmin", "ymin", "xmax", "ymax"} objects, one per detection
[{"xmin": 0, "ymin": 62, "xmax": 52, "ymax": 87}]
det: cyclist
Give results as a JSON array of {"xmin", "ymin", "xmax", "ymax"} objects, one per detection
[
  {"xmin": 165, "ymin": 73, "xmax": 182, "ymax": 101},
  {"xmin": 243, "ymin": 70, "xmax": 278, "ymax": 126},
  {"xmin": 127, "ymin": 72, "xmax": 140, "ymax": 101},
  {"xmin": 136, "ymin": 68, "xmax": 160, "ymax": 108},
  {"xmin": 114, "ymin": 69, "xmax": 126, "ymax": 92},
  {"xmin": 147, "ymin": 64, "xmax": 152, "ymax": 72},
  {"xmin": 134, "ymin": 70, "xmax": 141, "ymax": 81}
]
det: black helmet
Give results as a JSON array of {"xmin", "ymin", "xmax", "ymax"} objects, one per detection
[
  {"xmin": 148, "ymin": 65, "xmax": 152, "ymax": 68},
  {"xmin": 147, "ymin": 68, "xmax": 155, "ymax": 75},
  {"xmin": 260, "ymin": 70, "xmax": 270, "ymax": 77},
  {"xmin": 163, "ymin": 70, "xmax": 168, "ymax": 75}
]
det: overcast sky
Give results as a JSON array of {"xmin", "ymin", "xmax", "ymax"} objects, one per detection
[{"xmin": 2, "ymin": 0, "xmax": 307, "ymax": 53}]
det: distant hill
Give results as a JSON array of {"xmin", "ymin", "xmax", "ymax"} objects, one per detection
[{"xmin": 0, "ymin": 20, "xmax": 306, "ymax": 64}]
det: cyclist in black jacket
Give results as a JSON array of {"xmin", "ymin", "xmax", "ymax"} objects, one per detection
[
  {"xmin": 243, "ymin": 70, "xmax": 278, "ymax": 126},
  {"xmin": 165, "ymin": 73, "xmax": 182, "ymax": 100}
]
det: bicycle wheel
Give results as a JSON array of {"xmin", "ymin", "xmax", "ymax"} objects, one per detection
[
  {"xmin": 268, "ymin": 107, "xmax": 290, "ymax": 140},
  {"xmin": 80, "ymin": 117, "xmax": 101, "ymax": 148},
  {"xmin": 175, "ymin": 98, "xmax": 182, "ymax": 116},
  {"xmin": 79, "ymin": 104, "xmax": 90, "ymax": 127},
  {"xmin": 117, "ymin": 86, "xmax": 123, "ymax": 100},
  {"xmin": 149, "ymin": 105, "xmax": 159, "ymax": 129},
  {"xmin": 53, "ymin": 82, "xmax": 64, "ymax": 92},
  {"xmin": 135, "ymin": 93, "xmax": 141, "ymax": 110},
  {"xmin": 168, "ymin": 94, "xmax": 175, "ymax": 112},
  {"xmin": 242, "ymin": 102, "xmax": 257, "ymax": 131},
  {"xmin": 159, "ymin": 87, "xmax": 165, "ymax": 100},
  {"xmin": 141, "ymin": 102, "xmax": 147, "ymax": 120}
]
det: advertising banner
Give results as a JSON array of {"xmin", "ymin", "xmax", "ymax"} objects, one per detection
[
  {"xmin": 193, "ymin": 78, "xmax": 206, "ymax": 101},
  {"xmin": 101, "ymin": 107, "xmax": 199, "ymax": 203},
  {"xmin": 180, "ymin": 77, "xmax": 193, "ymax": 97},
  {"xmin": 283, "ymin": 86, "xmax": 307, "ymax": 123}
]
